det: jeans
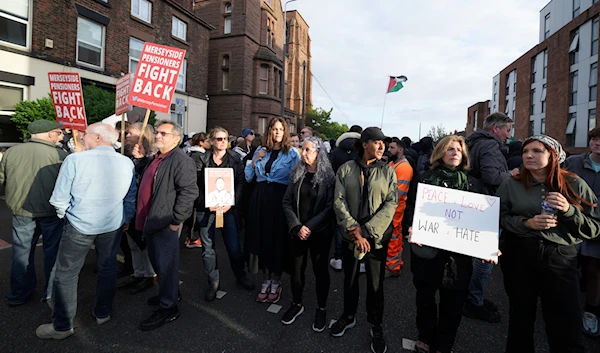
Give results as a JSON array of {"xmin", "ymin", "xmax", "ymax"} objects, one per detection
[
  {"xmin": 290, "ymin": 230, "xmax": 332, "ymax": 308},
  {"xmin": 198, "ymin": 211, "xmax": 246, "ymax": 286},
  {"xmin": 146, "ymin": 225, "xmax": 180, "ymax": 309},
  {"xmin": 466, "ymin": 258, "xmax": 493, "ymax": 306},
  {"xmin": 126, "ymin": 233, "xmax": 155, "ymax": 278},
  {"xmin": 6, "ymin": 215, "xmax": 63, "ymax": 304},
  {"xmin": 52, "ymin": 222, "xmax": 121, "ymax": 331}
]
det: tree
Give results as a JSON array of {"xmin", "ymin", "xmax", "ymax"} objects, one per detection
[
  {"xmin": 427, "ymin": 124, "xmax": 448, "ymax": 143},
  {"xmin": 82, "ymin": 84, "xmax": 115, "ymax": 124},
  {"xmin": 305, "ymin": 106, "xmax": 348, "ymax": 140},
  {"xmin": 11, "ymin": 97, "xmax": 56, "ymax": 139}
]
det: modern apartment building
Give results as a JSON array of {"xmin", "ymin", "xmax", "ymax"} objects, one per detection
[{"xmin": 466, "ymin": 101, "xmax": 490, "ymax": 136}]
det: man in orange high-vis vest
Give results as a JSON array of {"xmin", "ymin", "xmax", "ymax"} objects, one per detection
[{"xmin": 385, "ymin": 138, "xmax": 413, "ymax": 277}]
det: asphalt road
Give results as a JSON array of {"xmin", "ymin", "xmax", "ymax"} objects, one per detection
[{"xmin": 0, "ymin": 199, "xmax": 599, "ymax": 353}]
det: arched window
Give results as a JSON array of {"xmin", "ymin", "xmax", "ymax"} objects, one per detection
[{"xmin": 225, "ymin": 3, "xmax": 232, "ymax": 13}]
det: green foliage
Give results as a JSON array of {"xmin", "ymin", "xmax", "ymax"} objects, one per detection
[
  {"xmin": 82, "ymin": 84, "xmax": 115, "ymax": 124},
  {"xmin": 427, "ymin": 124, "xmax": 449, "ymax": 143},
  {"xmin": 11, "ymin": 97, "xmax": 56, "ymax": 139},
  {"xmin": 305, "ymin": 106, "xmax": 348, "ymax": 140}
]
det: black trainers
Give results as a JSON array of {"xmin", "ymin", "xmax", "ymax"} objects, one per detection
[
  {"xmin": 370, "ymin": 325, "xmax": 387, "ymax": 353},
  {"xmin": 312, "ymin": 308, "xmax": 326, "ymax": 332},
  {"xmin": 139, "ymin": 306, "xmax": 179, "ymax": 331},
  {"xmin": 281, "ymin": 304, "xmax": 304, "ymax": 325},
  {"xmin": 483, "ymin": 298, "xmax": 498, "ymax": 312},
  {"xmin": 329, "ymin": 314, "xmax": 356, "ymax": 337},
  {"xmin": 147, "ymin": 293, "xmax": 182, "ymax": 306},
  {"xmin": 463, "ymin": 300, "xmax": 501, "ymax": 323}
]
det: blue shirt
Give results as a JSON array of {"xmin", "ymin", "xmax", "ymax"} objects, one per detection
[
  {"xmin": 245, "ymin": 147, "xmax": 300, "ymax": 185},
  {"xmin": 50, "ymin": 146, "xmax": 137, "ymax": 234},
  {"xmin": 589, "ymin": 155, "xmax": 600, "ymax": 173}
]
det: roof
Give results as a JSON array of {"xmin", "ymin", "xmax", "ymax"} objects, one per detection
[{"xmin": 254, "ymin": 47, "xmax": 283, "ymax": 66}]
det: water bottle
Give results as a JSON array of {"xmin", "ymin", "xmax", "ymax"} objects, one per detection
[{"xmin": 541, "ymin": 200, "xmax": 558, "ymax": 216}]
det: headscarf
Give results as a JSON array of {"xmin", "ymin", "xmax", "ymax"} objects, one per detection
[{"xmin": 523, "ymin": 135, "xmax": 566, "ymax": 164}]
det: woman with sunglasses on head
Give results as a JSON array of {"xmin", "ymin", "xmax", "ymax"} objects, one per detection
[
  {"xmin": 245, "ymin": 117, "xmax": 300, "ymax": 303},
  {"xmin": 496, "ymin": 135, "xmax": 600, "ymax": 353},
  {"xmin": 281, "ymin": 136, "xmax": 335, "ymax": 331}
]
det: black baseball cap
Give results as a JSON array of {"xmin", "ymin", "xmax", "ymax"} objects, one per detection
[{"xmin": 360, "ymin": 127, "xmax": 392, "ymax": 143}]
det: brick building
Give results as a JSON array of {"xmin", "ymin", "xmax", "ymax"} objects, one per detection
[
  {"xmin": 0, "ymin": 0, "xmax": 212, "ymax": 144},
  {"xmin": 193, "ymin": 0, "xmax": 312, "ymax": 136},
  {"xmin": 466, "ymin": 100, "xmax": 490, "ymax": 135},
  {"xmin": 481, "ymin": 0, "xmax": 600, "ymax": 153}
]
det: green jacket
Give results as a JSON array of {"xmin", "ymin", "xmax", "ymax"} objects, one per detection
[
  {"xmin": 334, "ymin": 157, "xmax": 398, "ymax": 249},
  {"xmin": 0, "ymin": 138, "xmax": 68, "ymax": 217},
  {"xmin": 496, "ymin": 176, "xmax": 600, "ymax": 245}
]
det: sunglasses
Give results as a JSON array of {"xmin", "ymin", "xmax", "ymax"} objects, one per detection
[
  {"xmin": 214, "ymin": 137, "xmax": 227, "ymax": 142},
  {"xmin": 156, "ymin": 131, "xmax": 173, "ymax": 137}
]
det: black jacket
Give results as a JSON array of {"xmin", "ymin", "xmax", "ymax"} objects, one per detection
[
  {"xmin": 142, "ymin": 148, "xmax": 199, "ymax": 234},
  {"xmin": 331, "ymin": 133, "xmax": 360, "ymax": 172},
  {"xmin": 466, "ymin": 130, "xmax": 510, "ymax": 195},
  {"xmin": 192, "ymin": 149, "xmax": 244, "ymax": 210},
  {"xmin": 282, "ymin": 175, "xmax": 335, "ymax": 235}
]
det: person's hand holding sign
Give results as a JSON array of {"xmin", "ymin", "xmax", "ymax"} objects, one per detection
[
  {"xmin": 132, "ymin": 143, "xmax": 145, "ymax": 159},
  {"xmin": 407, "ymin": 226, "xmax": 423, "ymax": 247}
]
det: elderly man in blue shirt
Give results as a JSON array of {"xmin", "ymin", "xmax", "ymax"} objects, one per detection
[{"xmin": 36, "ymin": 123, "xmax": 137, "ymax": 340}]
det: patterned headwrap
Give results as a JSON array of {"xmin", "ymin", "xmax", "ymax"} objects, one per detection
[{"xmin": 523, "ymin": 135, "xmax": 567, "ymax": 164}]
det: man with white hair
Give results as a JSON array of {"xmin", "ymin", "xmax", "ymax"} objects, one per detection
[{"xmin": 36, "ymin": 123, "xmax": 137, "ymax": 340}]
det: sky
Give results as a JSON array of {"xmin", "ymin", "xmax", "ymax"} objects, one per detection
[{"xmin": 292, "ymin": 0, "xmax": 550, "ymax": 141}]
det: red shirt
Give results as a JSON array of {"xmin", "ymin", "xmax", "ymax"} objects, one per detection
[{"xmin": 135, "ymin": 150, "xmax": 171, "ymax": 231}]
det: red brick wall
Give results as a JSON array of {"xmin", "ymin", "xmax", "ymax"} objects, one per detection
[{"xmin": 466, "ymin": 101, "xmax": 489, "ymax": 135}]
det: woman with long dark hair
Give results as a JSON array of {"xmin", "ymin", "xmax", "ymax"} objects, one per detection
[
  {"xmin": 497, "ymin": 135, "xmax": 600, "ymax": 353},
  {"xmin": 281, "ymin": 136, "xmax": 335, "ymax": 332},
  {"xmin": 245, "ymin": 117, "xmax": 300, "ymax": 303}
]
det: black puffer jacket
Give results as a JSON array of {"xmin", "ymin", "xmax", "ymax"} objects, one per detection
[
  {"xmin": 466, "ymin": 130, "xmax": 510, "ymax": 195},
  {"xmin": 331, "ymin": 132, "xmax": 360, "ymax": 172}
]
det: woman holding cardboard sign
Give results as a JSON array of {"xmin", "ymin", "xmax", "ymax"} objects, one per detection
[
  {"xmin": 496, "ymin": 135, "xmax": 600, "ymax": 353},
  {"xmin": 405, "ymin": 135, "xmax": 485, "ymax": 353}
]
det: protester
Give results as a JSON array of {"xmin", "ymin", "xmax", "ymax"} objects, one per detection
[
  {"xmin": 183, "ymin": 132, "xmax": 210, "ymax": 249},
  {"xmin": 464, "ymin": 112, "xmax": 518, "ymax": 323},
  {"xmin": 113, "ymin": 121, "xmax": 134, "ymax": 278},
  {"xmin": 233, "ymin": 128, "xmax": 255, "ymax": 159},
  {"xmin": 564, "ymin": 127, "xmax": 600, "ymax": 338},
  {"xmin": 290, "ymin": 133, "xmax": 301, "ymax": 153},
  {"xmin": 300, "ymin": 126, "xmax": 313, "ymax": 142},
  {"xmin": 136, "ymin": 120, "xmax": 198, "ymax": 331},
  {"xmin": 405, "ymin": 135, "xmax": 486, "ymax": 353},
  {"xmin": 228, "ymin": 135, "xmax": 237, "ymax": 149},
  {"xmin": 506, "ymin": 140, "xmax": 523, "ymax": 170},
  {"xmin": 36, "ymin": 123, "xmax": 136, "ymax": 339},
  {"xmin": 0, "ymin": 120, "xmax": 67, "ymax": 306},
  {"xmin": 385, "ymin": 138, "xmax": 413, "ymax": 277},
  {"xmin": 67, "ymin": 129, "xmax": 85, "ymax": 153},
  {"xmin": 329, "ymin": 125, "xmax": 362, "ymax": 271},
  {"xmin": 416, "ymin": 136, "xmax": 433, "ymax": 173},
  {"xmin": 497, "ymin": 135, "xmax": 600, "ymax": 352},
  {"xmin": 281, "ymin": 137, "xmax": 335, "ymax": 332},
  {"xmin": 245, "ymin": 117, "xmax": 300, "ymax": 303},
  {"xmin": 401, "ymin": 136, "xmax": 418, "ymax": 165},
  {"xmin": 194, "ymin": 127, "xmax": 255, "ymax": 301},
  {"xmin": 329, "ymin": 127, "xmax": 397, "ymax": 353},
  {"xmin": 117, "ymin": 122, "xmax": 157, "ymax": 295}
]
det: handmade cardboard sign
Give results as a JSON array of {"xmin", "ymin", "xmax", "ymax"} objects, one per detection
[
  {"xmin": 128, "ymin": 42, "xmax": 186, "ymax": 114},
  {"xmin": 48, "ymin": 72, "xmax": 87, "ymax": 130},
  {"xmin": 205, "ymin": 168, "xmax": 235, "ymax": 208},
  {"xmin": 411, "ymin": 183, "xmax": 500, "ymax": 260},
  {"xmin": 115, "ymin": 73, "xmax": 132, "ymax": 116}
]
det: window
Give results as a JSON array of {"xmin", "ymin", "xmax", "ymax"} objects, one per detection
[
  {"xmin": 543, "ymin": 50, "xmax": 548, "ymax": 78},
  {"xmin": 274, "ymin": 68, "xmax": 280, "ymax": 98},
  {"xmin": 567, "ymin": 113, "xmax": 577, "ymax": 147},
  {"xmin": 172, "ymin": 17, "xmax": 187, "ymax": 41},
  {"xmin": 573, "ymin": 0, "xmax": 581, "ymax": 19},
  {"xmin": 0, "ymin": 83, "xmax": 25, "ymax": 142},
  {"xmin": 222, "ymin": 55, "xmax": 229, "ymax": 91},
  {"xmin": 541, "ymin": 118, "xmax": 546, "ymax": 134},
  {"xmin": 541, "ymin": 84, "xmax": 547, "ymax": 113},
  {"xmin": 225, "ymin": 3, "xmax": 232, "ymax": 13},
  {"xmin": 266, "ymin": 20, "xmax": 271, "ymax": 47},
  {"xmin": 570, "ymin": 71, "xmax": 579, "ymax": 106},
  {"xmin": 530, "ymin": 88, "xmax": 536, "ymax": 115},
  {"xmin": 129, "ymin": 37, "xmax": 144, "ymax": 73},
  {"xmin": 224, "ymin": 16, "xmax": 231, "ymax": 34},
  {"xmin": 590, "ymin": 62, "xmax": 598, "ymax": 101},
  {"xmin": 258, "ymin": 117, "xmax": 267, "ymax": 134},
  {"xmin": 259, "ymin": 65, "xmax": 269, "ymax": 94},
  {"xmin": 170, "ymin": 111, "xmax": 183, "ymax": 129},
  {"xmin": 593, "ymin": 17, "xmax": 599, "ymax": 56},
  {"xmin": 131, "ymin": 0, "xmax": 152, "ymax": 23},
  {"xmin": 513, "ymin": 81, "xmax": 517, "ymax": 93},
  {"xmin": 544, "ymin": 13, "xmax": 550, "ymax": 39},
  {"xmin": 570, "ymin": 29, "xmax": 580, "ymax": 65},
  {"xmin": 590, "ymin": 109, "xmax": 597, "ymax": 131},
  {"xmin": 0, "ymin": 84, "xmax": 24, "ymax": 111},
  {"xmin": 176, "ymin": 59, "xmax": 186, "ymax": 92},
  {"xmin": 0, "ymin": 0, "xmax": 30, "ymax": 48},
  {"xmin": 505, "ymin": 75, "xmax": 510, "ymax": 95},
  {"xmin": 531, "ymin": 57, "xmax": 536, "ymax": 84},
  {"xmin": 529, "ymin": 120, "xmax": 535, "ymax": 136},
  {"xmin": 77, "ymin": 17, "xmax": 105, "ymax": 69},
  {"xmin": 474, "ymin": 110, "xmax": 478, "ymax": 131},
  {"xmin": 505, "ymin": 99, "xmax": 509, "ymax": 114}
]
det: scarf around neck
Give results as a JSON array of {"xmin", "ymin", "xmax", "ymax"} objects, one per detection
[{"xmin": 429, "ymin": 165, "xmax": 468, "ymax": 190}]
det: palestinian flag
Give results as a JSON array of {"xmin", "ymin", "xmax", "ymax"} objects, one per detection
[{"xmin": 387, "ymin": 75, "xmax": 408, "ymax": 93}]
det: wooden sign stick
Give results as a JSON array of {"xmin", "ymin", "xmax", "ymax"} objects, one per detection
[
  {"xmin": 138, "ymin": 109, "xmax": 151, "ymax": 146},
  {"xmin": 73, "ymin": 130, "xmax": 79, "ymax": 149},
  {"xmin": 120, "ymin": 113, "xmax": 126, "ymax": 155}
]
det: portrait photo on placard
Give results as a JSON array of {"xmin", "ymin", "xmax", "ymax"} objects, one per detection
[{"xmin": 204, "ymin": 167, "xmax": 235, "ymax": 208}]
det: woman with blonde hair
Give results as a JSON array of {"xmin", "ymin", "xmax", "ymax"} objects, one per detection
[
  {"xmin": 245, "ymin": 117, "xmax": 300, "ymax": 303},
  {"xmin": 405, "ymin": 135, "xmax": 487, "ymax": 353}
]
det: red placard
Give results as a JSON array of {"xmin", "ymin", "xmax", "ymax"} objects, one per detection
[
  {"xmin": 115, "ymin": 73, "xmax": 132, "ymax": 116},
  {"xmin": 48, "ymin": 72, "xmax": 87, "ymax": 130},
  {"xmin": 128, "ymin": 42, "xmax": 186, "ymax": 114}
]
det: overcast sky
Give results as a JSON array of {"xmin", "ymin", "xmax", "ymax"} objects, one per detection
[{"xmin": 293, "ymin": 0, "xmax": 550, "ymax": 141}]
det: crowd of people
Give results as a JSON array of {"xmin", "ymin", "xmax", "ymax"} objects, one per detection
[{"xmin": 1, "ymin": 112, "xmax": 600, "ymax": 353}]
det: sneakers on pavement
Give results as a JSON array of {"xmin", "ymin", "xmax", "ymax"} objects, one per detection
[
  {"xmin": 329, "ymin": 314, "xmax": 356, "ymax": 337},
  {"xmin": 463, "ymin": 300, "xmax": 501, "ymax": 323},
  {"xmin": 129, "ymin": 277, "xmax": 156, "ymax": 295},
  {"xmin": 257, "ymin": 280, "xmax": 271, "ymax": 303},
  {"xmin": 185, "ymin": 237, "xmax": 202, "ymax": 248},
  {"xmin": 312, "ymin": 308, "xmax": 327, "ymax": 332},
  {"xmin": 583, "ymin": 311, "xmax": 600, "ymax": 338},
  {"xmin": 92, "ymin": 310, "xmax": 111, "ymax": 325},
  {"xmin": 237, "ymin": 276, "xmax": 256, "ymax": 290},
  {"xmin": 281, "ymin": 304, "xmax": 304, "ymax": 325},
  {"xmin": 370, "ymin": 325, "xmax": 387, "ymax": 353},
  {"xmin": 139, "ymin": 306, "xmax": 180, "ymax": 331},
  {"xmin": 35, "ymin": 324, "xmax": 74, "ymax": 340},
  {"xmin": 329, "ymin": 258, "xmax": 342, "ymax": 270},
  {"xmin": 268, "ymin": 281, "xmax": 282, "ymax": 303},
  {"xmin": 205, "ymin": 283, "xmax": 219, "ymax": 302},
  {"xmin": 384, "ymin": 269, "xmax": 401, "ymax": 278},
  {"xmin": 483, "ymin": 298, "xmax": 499, "ymax": 312}
]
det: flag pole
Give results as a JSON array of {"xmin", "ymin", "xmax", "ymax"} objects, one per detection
[{"xmin": 380, "ymin": 91, "xmax": 388, "ymax": 129}]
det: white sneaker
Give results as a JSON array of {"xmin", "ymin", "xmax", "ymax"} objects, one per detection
[
  {"xmin": 92, "ymin": 310, "xmax": 111, "ymax": 325},
  {"xmin": 35, "ymin": 323, "xmax": 74, "ymax": 340},
  {"xmin": 582, "ymin": 311, "xmax": 600, "ymax": 338},
  {"xmin": 360, "ymin": 263, "xmax": 366, "ymax": 273},
  {"xmin": 329, "ymin": 258, "xmax": 342, "ymax": 270}
]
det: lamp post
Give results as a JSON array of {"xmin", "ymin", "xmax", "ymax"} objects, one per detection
[{"xmin": 280, "ymin": 0, "xmax": 297, "ymax": 120}]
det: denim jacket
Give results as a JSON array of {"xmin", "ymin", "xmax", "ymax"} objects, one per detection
[{"xmin": 244, "ymin": 147, "xmax": 300, "ymax": 185}]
